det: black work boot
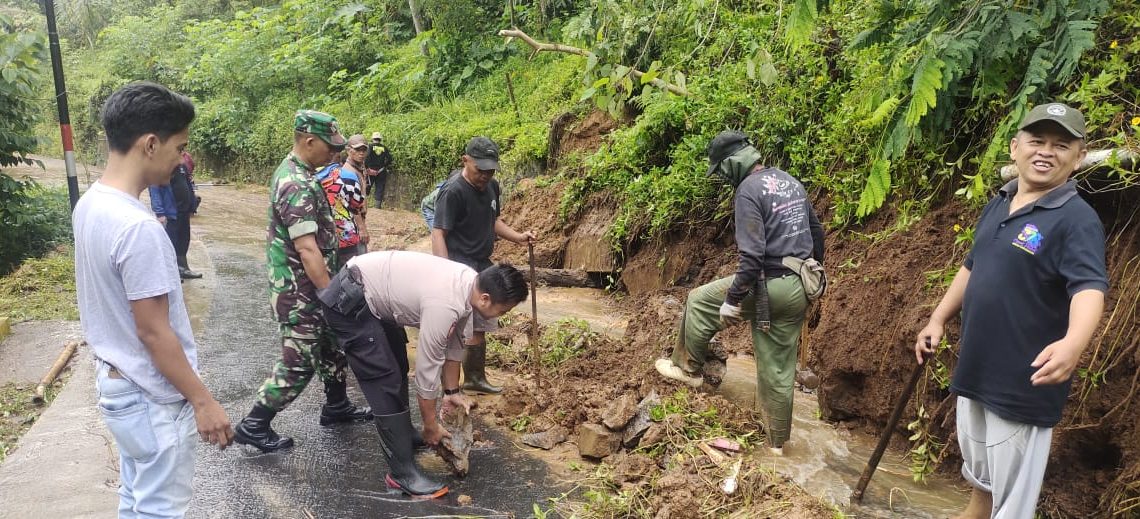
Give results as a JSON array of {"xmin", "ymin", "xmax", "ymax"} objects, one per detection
[
  {"xmin": 320, "ymin": 380, "xmax": 372, "ymax": 426},
  {"xmin": 375, "ymin": 411, "xmax": 448, "ymax": 498},
  {"xmin": 399, "ymin": 377, "xmax": 427, "ymax": 451},
  {"xmin": 177, "ymin": 256, "xmax": 202, "ymax": 279},
  {"xmin": 461, "ymin": 343, "xmax": 502, "ymax": 394},
  {"xmin": 234, "ymin": 404, "xmax": 294, "ymax": 453}
]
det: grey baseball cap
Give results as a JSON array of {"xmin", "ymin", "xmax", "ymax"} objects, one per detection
[
  {"xmin": 465, "ymin": 136, "xmax": 500, "ymax": 171},
  {"xmin": 1018, "ymin": 103, "xmax": 1086, "ymax": 139}
]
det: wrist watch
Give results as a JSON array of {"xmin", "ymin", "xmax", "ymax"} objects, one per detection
[{"xmin": 443, "ymin": 388, "xmax": 462, "ymax": 395}]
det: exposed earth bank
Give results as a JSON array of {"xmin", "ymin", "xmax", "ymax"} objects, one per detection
[{"xmin": 491, "ymin": 110, "xmax": 1140, "ymax": 518}]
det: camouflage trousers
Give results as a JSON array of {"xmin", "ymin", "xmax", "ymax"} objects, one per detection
[{"xmin": 256, "ymin": 321, "xmax": 348, "ymax": 412}]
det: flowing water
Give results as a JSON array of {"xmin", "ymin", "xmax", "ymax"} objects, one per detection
[{"xmin": 717, "ymin": 356, "xmax": 971, "ymax": 517}]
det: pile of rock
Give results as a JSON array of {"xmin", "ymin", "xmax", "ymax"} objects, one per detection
[{"xmin": 519, "ymin": 390, "xmax": 665, "ymax": 460}]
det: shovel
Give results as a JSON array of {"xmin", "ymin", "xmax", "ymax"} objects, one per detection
[{"xmin": 851, "ymin": 341, "xmax": 931, "ymax": 502}]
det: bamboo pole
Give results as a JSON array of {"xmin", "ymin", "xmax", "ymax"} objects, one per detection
[{"xmin": 33, "ymin": 340, "xmax": 79, "ymax": 404}]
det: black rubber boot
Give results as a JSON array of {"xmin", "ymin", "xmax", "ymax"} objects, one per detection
[
  {"xmin": 177, "ymin": 256, "xmax": 202, "ymax": 279},
  {"xmin": 399, "ymin": 377, "xmax": 427, "ymax": 451},
  {"xmin": 375, "ymin": 411, "xmax": 448, "ymax": 498},
  {"xmin": 234, "ymin": 404, "xmax": 294, "ymax": 453},
  {"xmin": 460, "ymin": 343, "xmax": 502, "ymax": 394},
  {"xmin": 320, "ymin": 380, "xmax": 372, "ymax": 426}
]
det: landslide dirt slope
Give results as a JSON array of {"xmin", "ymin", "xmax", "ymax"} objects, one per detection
[{"xmin": 492, "ymin": 109, "xmax": 1140, "ymax": 518}]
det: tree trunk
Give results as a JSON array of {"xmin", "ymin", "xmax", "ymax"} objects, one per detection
[
  {"xmin": 533, "ymin": 268, "xmax": 600, "ymax": 288},
  {"xmin": 408, "ymin": 0, "xmax": 425, "ymax": 34}
]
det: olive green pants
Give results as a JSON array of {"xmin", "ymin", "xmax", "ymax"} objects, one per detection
[{"xmin": 670, "ymin": 275, "xmax": 807, "ymax": 446}]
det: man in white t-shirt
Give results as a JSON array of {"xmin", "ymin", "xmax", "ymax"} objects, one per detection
[{"xmin": 73, "ymin": 82, "xmax": 233, "ymax": 518}]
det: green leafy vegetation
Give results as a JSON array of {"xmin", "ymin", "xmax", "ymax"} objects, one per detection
[
  {"xmin": 0, "ymin": 245, "xmax": 78, "ymax": 322},
  {"xmin": 0, "ymin": 182, "xmax": 72, "ymax": 275},
  {"xmin": 0, "ymin": 380, "xmax": 63, "ymax": 462},
  {"xmin": 538, "ymin": 317, "xmax": 597, "ymax": 368}
]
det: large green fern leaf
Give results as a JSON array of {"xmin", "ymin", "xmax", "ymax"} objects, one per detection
[
  {"xmin": 856, "ymin": 159, "xmax": 891, "ymax": 217},
  {"xmin": 904, "ymin": 55, "xmax": 944, "ymax": 127}
]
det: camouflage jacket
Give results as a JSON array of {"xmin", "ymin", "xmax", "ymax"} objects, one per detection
[{"xmin": 267, "ymin": 154, "xmax": 338, "ymax": 327}]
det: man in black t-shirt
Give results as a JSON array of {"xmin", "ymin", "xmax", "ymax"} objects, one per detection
[
  {"xmin": 364, "ymin": 132, "xmax": 393, "ymax": 209},
  {"xmin": 432, "ymin": 136, "xmax": 535, "ymax": 394},
  {"xmin": 915, "ymin": 103, "xmax": 1108, "ymax": 519}
]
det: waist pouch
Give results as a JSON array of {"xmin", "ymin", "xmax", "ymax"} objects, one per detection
[
  {"xmin": 318, "ymin": 266, "xmax": 367, "ymax": 317},
  {"xmin": 781, "ymin": 256, "xmax": 827, "ymax": 301}
]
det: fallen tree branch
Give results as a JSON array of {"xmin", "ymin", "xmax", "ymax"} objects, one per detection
[
  {"xmin": 533, "ymin": 268, "xmax": 600, "ymax": 288},
  {"xmin": 498, "ymin": 28, "xmax": 691, "ymax": 96}
]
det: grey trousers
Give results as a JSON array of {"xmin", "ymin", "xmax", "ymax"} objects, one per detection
[{"xmin": 957, "ymin": 396, "xmax": 1053, "ymax": 519}]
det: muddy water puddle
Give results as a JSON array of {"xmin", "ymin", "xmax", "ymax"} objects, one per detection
[
  {"xmin": 530, "ymin": 286, "xmax": 627, "ymax": 335},
  {"xmin": 717, "ymin": 356, "xmax": 970, "ymax": 517}
]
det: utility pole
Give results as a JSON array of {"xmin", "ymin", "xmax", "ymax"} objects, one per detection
[{"xmin": 41, "ymin": 0, "xmax": 81, "ymax": 209}]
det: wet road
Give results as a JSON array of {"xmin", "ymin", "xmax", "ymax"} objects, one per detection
[{"xmin": 185, "ymin": 208, "xmax": 563, "ymax": 518}]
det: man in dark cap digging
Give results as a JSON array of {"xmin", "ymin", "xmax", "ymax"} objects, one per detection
[
  {"xmin": 430, "ymin": 136, "xmax": 536, "ymax": 395},
  {"xmin": 234, "ymin": 110, "xmax": 370, "ymax": 452},
  {"xmin": 654, "ymin": 130, "xmax": 825, "ymax": 456}
]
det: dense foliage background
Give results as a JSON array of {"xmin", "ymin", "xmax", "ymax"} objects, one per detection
[{"xmin": 7, "ymin": 0, "xmax": 1138, "ymax": 253}]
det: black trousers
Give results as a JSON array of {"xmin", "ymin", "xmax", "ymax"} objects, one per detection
[
  {"xmin": 164, "ymin": 212, "xmax": 192, "ymax": 260},
  {"xmin": 372, "ymin": 171, "xmax": 389, "ymax": 207},
  {"xmin": 322, "ymin": 294, "xmax": 410, "ymax": 415}
]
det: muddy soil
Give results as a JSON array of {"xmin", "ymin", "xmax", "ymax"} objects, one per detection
[{"xmin": 480, "ymin": 314, "xmax": 835, "ymax": 518}]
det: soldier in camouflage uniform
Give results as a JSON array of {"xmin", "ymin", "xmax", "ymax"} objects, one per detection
[{"xmin": 234, "ymin": 110, "xmax": 371, "ymax": 453}]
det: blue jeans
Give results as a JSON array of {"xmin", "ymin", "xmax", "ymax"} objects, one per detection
[{"xmin": 96, "ymin": 360, "xmax": 197, "ymax": 518}]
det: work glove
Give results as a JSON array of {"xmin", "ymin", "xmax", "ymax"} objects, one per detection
[{"xmin": 719, "ymin": 302, "xmax": 743, "ymax": 328}]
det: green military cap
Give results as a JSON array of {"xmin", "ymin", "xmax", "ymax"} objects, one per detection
[
  {"xmin": 1018, "ymin": 103, "xmax": 1086, "ymax": 139},
  {"xmin": 294, "ymin": 109, "xmax": 347, "ymax": 148}
]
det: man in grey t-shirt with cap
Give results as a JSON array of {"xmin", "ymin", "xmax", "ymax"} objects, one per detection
[{"xmin": 431, "ymin": 136, "xmax": 536, "ymax": 394}]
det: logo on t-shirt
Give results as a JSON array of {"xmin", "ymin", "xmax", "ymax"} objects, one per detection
[{"xmin": 1012, "ymin": 223, "xmax": 1043, "ymax": 255}]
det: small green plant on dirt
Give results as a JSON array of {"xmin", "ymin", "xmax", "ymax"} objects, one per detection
[
  {"xmin": 906, "ymin": 404, "xmax": 944, "ymax": 483},
  {"xmin": 485, "ymin": 335, "xmax": 524, "ymax": 370},
  {"xmin": 952, "ymin": 223, "xmax": 975, "ymax": 250},
  {"xmin": 1, "ymin": 380, "xmax": 63, "ymax": 462},
  {"xmin": 927, "ymin": 338, "xmax": 954, "ymax": 391},
  {"xmin": 922, "ymin": 266, "xmax": 958, "ymax": 293},
  {"xmin": 510, "ymin": 415, "xmax": 533, "ymax": 433},
  {"xmin": 570, "ymin": 463, "xmax": 653, "ymax": 518},
  {"xmin": 539, "ymin": 318, "xmax": 598, "ymax": 368}
]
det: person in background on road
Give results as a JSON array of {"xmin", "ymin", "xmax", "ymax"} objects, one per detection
[
  {"xmin": 364, "ymin": 131, "xmax": 393, "ymax": 209},
  {"xmin": 419, "ymin": 177, "xmax": 452, "ymax": 231},
  {"xmin": 171, "ymin": 152, "xmax": 203, "ymax": 279},
  {"xmin": 318, "ymin": 251, "xmax": 529, "ymax": 498},
  {"xmin": 147, "ymin": 180, "xmax": 177, "ymax": 248},
  {"xmin": 73, "ymin": 82, "xmax": 233, "ymax": 518},
  {"xmin": 431, "ymin": 136, "xmax": 535, "ymax": 395},
  {"xmin": 316, "ymin": 134, "xmax": 369, "ymax": 268},
  {"xmin": 654, "ymin": 130, "xmax": 824, "ymax": 457},
  {"xmin": 234, "ymin": 110, "xmax": 371, "ymax": 453},
  {"xmin": 915, "ymin": 103, "xmax": 1107, "ymax": 519},
  {"xmin": 181, "ymin": 150, "xmax": 201, "ymax": 215}
]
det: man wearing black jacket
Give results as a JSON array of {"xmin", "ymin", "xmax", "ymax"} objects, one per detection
[
  {"xmin": 655, "ymin": 130, "xmax": 824, "ymax": 456},
  {"xmin": 168, "ymin": 153, "xmax": 201, "ymax": 279}
]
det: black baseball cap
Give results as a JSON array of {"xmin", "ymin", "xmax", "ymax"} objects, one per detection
[
  {"xmin": 1018, "ymin": 103, "xmax": 1086, "ymax": 139},
  {"xmin": 706, "ymin": 130, "xmax": 750, "ymax": 175},
  {"xmin": 465, "ymin": 136, "xmax": 500, "ymax": 171}
]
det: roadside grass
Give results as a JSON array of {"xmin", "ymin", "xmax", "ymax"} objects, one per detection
[
  {"xmin": 0, "ymin": 245, "xmax": 78, "ymax": 322},
  {"xmin": 0, "ymin": 379, "xmax": 64, "ymax": 462}
]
